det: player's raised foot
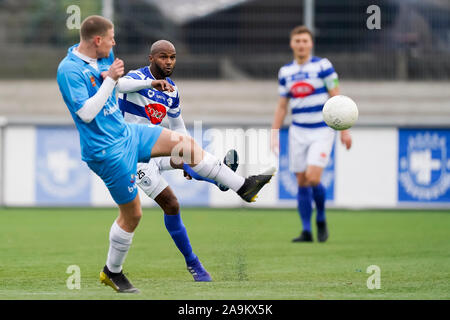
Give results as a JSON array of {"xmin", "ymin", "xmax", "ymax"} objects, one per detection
[
  {"xmin": 100, "ymin": 265, "xmax": 140, "ymax": 293},
  {"xmin": 217, "ymin": 149, "xmax": 240, "ymax": 192},
  {"xmin": 317, "ymin": 221, "xmax": 329, "ymax": 242},
  {"xmin": 292, "ymin": 230, "xmax": 313, "ymax": 242},
  {"xmin": 237, "ymin": 166, "xmax": 276, "ymax": 202},
  {"xmin": 187, "ymin": 257, "xmax": 212, "ymax": 282}
]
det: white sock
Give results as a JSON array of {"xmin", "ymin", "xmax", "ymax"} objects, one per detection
[
  {"xmin": 106, "ymin": 220, "xmax": 134, "ymax": 273},
  {"xmin": 191, "ymin": 152, "xmax": 245, "ymax": 192}
]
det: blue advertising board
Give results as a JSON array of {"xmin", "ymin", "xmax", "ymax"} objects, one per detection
[
  {"xmin": 398, "ymin": 129, "xmax": 450, "ymax": 203},
  {"xmin": 35, "ymin": 126, "xmax": 91, "ymax": 205},
  {"xmin": 162, "ymin": 126, "xmax": 210, "ymax": 206}
]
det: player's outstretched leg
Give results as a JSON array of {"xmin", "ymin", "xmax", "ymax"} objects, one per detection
[
  {"xmin": 100, "ymin": 196, "xmax": 142, "ymax": 293},
  {"xmin": 182, "ymin": 149, "xmax": 240, "ymax": 192},
  {"xmin": 313, "ymin": 183, "xmax": 329, "ymax": 242},
  {"xmin": 217, "ymin": 149, "xmax": 239, "ymax": 191},
  {"xmin": 151, "ymin": 129, "xmax": 275, "ymax": 202}
]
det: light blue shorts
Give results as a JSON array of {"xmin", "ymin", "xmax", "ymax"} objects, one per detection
[{"xmin": 87, "ymin": 123, "xmax": 164, "ymax": 205}]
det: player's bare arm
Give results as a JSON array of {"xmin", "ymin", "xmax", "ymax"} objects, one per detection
[{"xmin": 271, "ymin": 96, "xmax": 289, "ymax": 155}]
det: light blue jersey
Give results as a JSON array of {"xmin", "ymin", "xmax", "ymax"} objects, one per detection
[
  {"xmin": 56, "ymin": 44, "xmax": 163, "ymax": 205},
  {"xmin": 56, "ymin": 44, "xmax": 128, "ymax": 162},
  {"xmin": 278, "ymin": 56, "xmax": 339, "ymax": 129}
]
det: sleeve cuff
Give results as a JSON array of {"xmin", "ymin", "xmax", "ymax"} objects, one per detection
[
  {"xmin": 104, "ymin": 76, "xmax": 117, "ymax": 87},
  {"xmin": 146, "ymin": 78, "xmax": 153, "ymax": 89}
]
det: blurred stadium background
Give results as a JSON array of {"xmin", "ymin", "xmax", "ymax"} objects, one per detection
[{"xmin": 0, "ymin": 0, "xmax": 449, "ymax": 209}]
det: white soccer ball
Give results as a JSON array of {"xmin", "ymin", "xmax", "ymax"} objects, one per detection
[{"xmin": 322, "ymin": 95, "xmax": 358, "ymax": 130}]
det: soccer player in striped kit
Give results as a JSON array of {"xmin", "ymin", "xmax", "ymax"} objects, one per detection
[
  {"xmin": 271, "ymin": 26, "xmax": 352, "ymax": 242},
  {"xmin": 115, "ymin": 40, "xmax": 239, "ymax": 283}
]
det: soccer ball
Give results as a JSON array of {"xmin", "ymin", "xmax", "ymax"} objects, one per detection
[{"xmin": 322, "ymin": 95, "xmax": 358, "ymax": 130}]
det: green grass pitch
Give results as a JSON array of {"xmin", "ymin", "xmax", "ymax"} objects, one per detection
[{"xmin": 0, "ymin": 207, "xmax": 448, "ymax": 300}]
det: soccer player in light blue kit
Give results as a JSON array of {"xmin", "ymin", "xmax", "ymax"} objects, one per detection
[
  {"xmin": 57, "ymin": 16, "xmax": 274, "ymax": 293},
  {"xmin": 271, "ymin": 26, "xmax": 352, "ymax": 243}
]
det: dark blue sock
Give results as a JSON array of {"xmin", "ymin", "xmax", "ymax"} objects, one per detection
[
  {"xmin": 164, "ymin": 213, "xmax": 197, "ymax": 264},
  {"xmin": 182, "ymin": 163, "xmax": 217, "ymax": 185},
  {"xmin": 313, "ymin": 183, "xmax": 326, "ymax": 223},
  {"xmin": 297, "ymin": 187, "xmax": 313, "ymax": 232}
]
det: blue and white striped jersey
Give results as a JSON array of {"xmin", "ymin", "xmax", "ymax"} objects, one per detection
[
  {"xmin": 118, "ymin": 66, "xmax": 180, "ymax": 126},
  {"xmin": 278, "ymin": 56, "xmax": 338, "ymax": 129}
]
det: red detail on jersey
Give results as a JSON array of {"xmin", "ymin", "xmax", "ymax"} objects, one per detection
[
  {"xmin": 90, "ymin": 76, "xmax": 96, "ymax": 87},
  {"xmin": 290, "ymin": 82, "xmax": 314, "ymax": 98},
  {"xmin": 145, "ymin": 103, "xmax": 167, "ymax": 125},
  {"xmin": 320, "ymin": 152, "xmax": 327, "ymax": 158}
]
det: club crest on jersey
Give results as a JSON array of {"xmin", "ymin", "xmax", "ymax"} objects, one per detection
[
  {"xmin": 90, "ymin": 75, "xmax": 96, "ymax": 87},
  {"xmin": 290, "ymin": 82, "xmax": 314, "ymax": 98},
  {"xmin": 145, "ymin": 103, "xmax": 167, "ymax": 125}
]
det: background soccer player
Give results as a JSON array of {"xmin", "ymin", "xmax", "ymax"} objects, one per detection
[
  {"xmin": 115, "ymin": 39, "xmax": 240, "ymax": 282},
  {"xmin": 271, "ymin": 26, "xmax": 352, "ymax": 243},
  {"xmin": 57, "ymin": 16, "xmax": 274, "ymax": 293}
]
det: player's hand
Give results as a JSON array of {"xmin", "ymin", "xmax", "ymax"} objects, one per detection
[
  {"xmin": 106, "ymin": 58, "xmax": 124, "ymax": 81},
  {"xmin": 340, "ymin": 130, "xmax": 352, "ymax": 150},
  {"xmin": 100, "ymin": 71, "xmax": 108, "ymax": 80},
  {"xmin": 183, "ymin": 170, "xmax": 192, "ymax": 180},
  {"xmin": 152, "ymin": 80, "xmax": 174, "ymax": 92}
]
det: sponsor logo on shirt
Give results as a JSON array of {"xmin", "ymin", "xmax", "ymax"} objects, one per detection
[
  {"xmin": 103, "ymin": 103, "xmax": 119, "ymax": 116},
  {"xmin": 145, "ymin": 103, "xmax": 167, "ymax": 125},
  {"xmin": 290, "ymin": 81, "xmax": 315, "ymax": 98}
]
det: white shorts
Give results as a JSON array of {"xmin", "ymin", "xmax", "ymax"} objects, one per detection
[
  {"xmin": 288, "ymin": 125, "xmax": 336, "ymax": 173},
  {"xmin": 136, "ymin": 157, "xmax": 169, "ymax": 199}
]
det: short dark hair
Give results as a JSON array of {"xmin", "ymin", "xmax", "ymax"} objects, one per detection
[
  {"xmin": 80, "ymin": 15, "xmax": 113, "ymax": 40},
  {"xmin": 290, "ymin": 25, "xmax": 314, "ymax": 40}
]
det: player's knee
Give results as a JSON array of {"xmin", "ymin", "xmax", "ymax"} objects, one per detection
[
  {"xmin": 130, "ymin": 209, "xmax": 142, "ymax": 225},
  {"xmin": 306, "ymin": 173, "xmax": 321, "ymax": 186},
  {"xmin": 120, "ymin": 209, "xmax": 142, "ymax": 231},
  {"xmin": 298, "ymin": 180, "xmax": 309, "ymax": 187},
  {"xmin": 181, "ymin": 136, "xmax": 202, "ymax": 165},
  {"xmin": 296, "ymin": 173, "xmax": 308, "ymax": 187},
  {"xmin": 162, "ymin": 197, "xmax": 180, "ymax": 215}
]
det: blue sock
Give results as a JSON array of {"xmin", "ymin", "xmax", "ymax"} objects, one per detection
[
  {"xmin": 313, "ymin": 183, "xmax": 326, "ymax": 223},
  {"xmin": 182, "ymin": 163, "xmax": 217, "ymax": 186},
  {"xmin": 164, "ymin": 213, "xmax": 197, "ymax": 264},
  {"xmin": 297, "ymin": 187, "xmax": 313, "ymax": 233}
]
